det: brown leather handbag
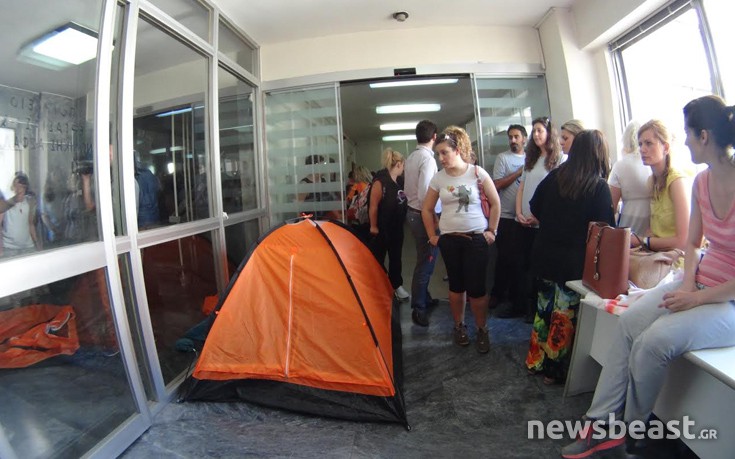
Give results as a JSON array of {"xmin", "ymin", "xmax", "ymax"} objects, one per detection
[{"xmin": 582, "ymin": 222, "xmax": 631, "ymax": 299}]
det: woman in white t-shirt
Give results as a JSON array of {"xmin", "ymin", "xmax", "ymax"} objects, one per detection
[
  {"xmin": 422, "ymin": 126, "xmax": 500, "ymax": 353},
  {"xmin": 608, "ymin": 120, "xmax": 652, "ymax": 234}
]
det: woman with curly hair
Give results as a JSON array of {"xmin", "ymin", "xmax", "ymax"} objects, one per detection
[
  {"xmin": 524, "ymin": 130, "xmax": 615, "ymax": 385},
  {"xmin": 422, "ymin": 126, "xmax": 501, "ymax": 353}
]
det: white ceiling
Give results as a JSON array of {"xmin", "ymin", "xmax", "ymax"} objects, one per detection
[{"xmin": 216, "ymin": 0, "xmax": 575, "ymax": 45}]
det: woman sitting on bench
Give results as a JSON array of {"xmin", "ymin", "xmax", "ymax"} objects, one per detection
[
  {"xmin": 562, "ymin": 95, "xmax": 735, "ymax": 458},
  {"xmin": 629, "ymin": 120, "xmax": 690, "ymax": 254}
]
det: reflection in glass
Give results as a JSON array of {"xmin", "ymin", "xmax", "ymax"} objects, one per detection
[
  {"xmin": 134, "ymin": 18, "xmax": 209, "ymax": 228},
  {"xmin": 141, "ymin": 232, "xmax": 218, "ymax": 384},
  {"xmin": 0, "ymin": 269, "xmax": 138, "ymax": 458},
  {"xmin": 1, "ymin": 0, "xmax": 103, "ymax": 260},
  {"xmin": 218, "ymin": 19, "xmax": 256, "ymax": 74},
  {"xmin": 224, "ymin": 219, "xmax": 260, "ymax": 271},
  {"xmin": 146, "ymin": 0, "xmax": 211, "ymax": 43},
  {"xmin": 218, "ymin": 67, "xmax": 257, "ymax": 214},
  {"xmin": 476, "ymin": 77, "xmax": 550, "ymax": 168}
]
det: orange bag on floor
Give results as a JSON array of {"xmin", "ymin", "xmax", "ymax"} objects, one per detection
[{"xmin": 0, "ymin": 304, "xmax": 80, "ymax": 368}]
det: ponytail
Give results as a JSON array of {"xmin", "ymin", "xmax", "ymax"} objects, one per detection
[{"xmin": 381, "ymin": 148, "xmax": 404, "ymax": 170}]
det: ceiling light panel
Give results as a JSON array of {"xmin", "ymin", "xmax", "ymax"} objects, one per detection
[
  {"xmin": 32, "ymin": 23, "xmax": 98, "ymax": 65},
  {"xmin": 382, "ymin": 134, "xmax": 416, "ymax": 141},
  {"xmin": 380, "ymin": 122, "xmax": 420, "ymax": 131},
  {"xmin": 376, "ymin": 104, "xmax": 441, "ymax": 114},
  {"xmin": 369, "ymin": 78, "xmax": 458, "ymax": 89}
]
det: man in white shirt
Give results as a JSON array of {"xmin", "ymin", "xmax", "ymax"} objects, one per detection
[
  {"xmin": 491, "ymin": 125, "xmax": 527, "ymax": 318},
  {"xmin": 404, "ymin": 120, "xmax": 440, "ymax": 326}
]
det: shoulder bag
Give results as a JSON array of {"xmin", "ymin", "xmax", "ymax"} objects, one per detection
[
  {"xmin": 582, "ymin": 222, "xmax": 630, "ymax": 299},
  {"xmin": 474, "ymin": 165, "xmax": 491, "ymax": 218},
  {"xmin": 628, "ymin": 247, "xmax": 683, "ymax": 289}
]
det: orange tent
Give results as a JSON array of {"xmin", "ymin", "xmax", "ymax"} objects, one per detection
[{"xmin": 182, "ymin": 219, "xmax": 407, "ymax": 426}]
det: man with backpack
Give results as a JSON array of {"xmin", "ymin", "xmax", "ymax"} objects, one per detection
[{"xmin": 404, "ymin": 120, "xmax": 440, "ymax": 326}]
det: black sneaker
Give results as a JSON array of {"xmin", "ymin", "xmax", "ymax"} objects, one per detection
[
  {"xmin": 411, "ymin": 309, "xmax": 429, "ymax": 327},
  {"xmin": 561, "ymin": 422, "xmax": 626, "ymax": 459},
  {"xmin": 453, "ymin": 323, "xmax": 470, "ymax": 347}
]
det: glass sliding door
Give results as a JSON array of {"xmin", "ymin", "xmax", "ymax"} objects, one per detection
[
  {"xmin": 265, "ymin": 85, "xmax": 343, "ymax": 225},
  {"xmin": 475, "ymin": 76, "xmax": 550, "ymax": 168}
]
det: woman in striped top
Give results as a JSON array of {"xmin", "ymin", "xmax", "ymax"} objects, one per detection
[{"xmin": 562, "ymin": 94, "xmax": 735, "ymax": 458}]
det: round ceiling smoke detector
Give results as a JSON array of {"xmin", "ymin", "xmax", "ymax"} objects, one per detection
[{"xmin": 393, "ymin": 11, "xmax": 409, "ymax": 22}]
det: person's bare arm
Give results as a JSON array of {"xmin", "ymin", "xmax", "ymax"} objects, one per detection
[
  {"xmin": 493, "ymin": 166, "xmax": 522, "ymax": 191},
  {"xmin": 369, "ymin": 181, "xmax": 382, "ymax": 235}
]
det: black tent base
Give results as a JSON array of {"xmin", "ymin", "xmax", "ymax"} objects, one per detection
[{"xmin": 182, "ymin": 378, "xmax": 408, "ymax": 427}]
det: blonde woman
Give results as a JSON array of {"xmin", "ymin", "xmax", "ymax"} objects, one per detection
[
  {"xmin": 559, "ymin": 119, "xmax": 585, "ymax": 155},
  {"xmin": 369, "ymin": 148, "xmax": 409, "ymax": 301},
  {"xmin": 630, "ymin": 120, "xmax": 689, "ymax": 252},
  {"xmin": 422, "ymin": 126, "xmax": 501, "ymax": 353},
  {"xmin": 608, "ymin": 120, "xmax": 652, "ymax": 234}
]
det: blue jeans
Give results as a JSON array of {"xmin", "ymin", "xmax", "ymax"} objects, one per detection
[{"xmin": 406, "ymin": 209, "xmax": 438, "ymax": 311}]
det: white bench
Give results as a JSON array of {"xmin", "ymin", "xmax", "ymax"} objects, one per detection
[{"xmin": 564, "ymin": 280, "xmax": 735, "ymax": 459}]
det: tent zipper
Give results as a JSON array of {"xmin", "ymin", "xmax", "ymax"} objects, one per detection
[{"xmin": 284, "ymin": 253, "xmax": 295, "ymax": 378}]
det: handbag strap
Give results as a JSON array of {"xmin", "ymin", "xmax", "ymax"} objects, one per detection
[
  {"xmin": 589, "ymin": 224, "xmax": 607, "ymax": 281},
  {"xmin": 474, "ymin": 165, "xmax": 484, "ymax": 195}
]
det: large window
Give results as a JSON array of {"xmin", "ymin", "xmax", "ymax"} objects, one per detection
[{"xmin": 610, "ymin": 0, "xmax": 727, "ymax": 167}]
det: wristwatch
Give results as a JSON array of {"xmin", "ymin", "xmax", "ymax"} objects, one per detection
[{"xmin": 486, "ymin": 228, "xmax": 497, "ymax": 236}]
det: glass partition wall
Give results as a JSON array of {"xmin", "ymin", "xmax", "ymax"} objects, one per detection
[{"xmin": 0, "ymin": 0, "xmax": 262, "ymax": 457}]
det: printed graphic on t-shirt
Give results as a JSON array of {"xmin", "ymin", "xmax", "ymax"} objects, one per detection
[{"xmin": 447, "ymin": 185, "xmax": 473, "ymax": 213}]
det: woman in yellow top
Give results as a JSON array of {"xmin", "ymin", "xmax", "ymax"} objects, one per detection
[{"xmin": 630, "ymin": 120, "xmax": 689, "ymax": 253}]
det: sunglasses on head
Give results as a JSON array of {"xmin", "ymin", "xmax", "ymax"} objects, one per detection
[{"xmin": 437, "ymin": 132, "xmax": 457, "ymax": 146}]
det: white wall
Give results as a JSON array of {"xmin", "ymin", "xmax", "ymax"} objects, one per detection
[
  {"xmin": 261, "ymin": 26, "xmax": 542, "ymax": 81},
  {"xmin": 537, "ymin": 8, "xmax": 604, "ymax": 132}
]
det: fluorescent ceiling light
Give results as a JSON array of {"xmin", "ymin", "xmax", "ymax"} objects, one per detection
[
  {"xmin": 156, "ymin": 107, "xmax": 193, "ymax": 117},
  {"xmin": 19, "ymin": 23, "xmax": 98, "ymax": 70},
  {"xmin": 380, "ymin": 122, "xmax": 419, "ymax": 131},
  {"xmin": 369, "ymin": 78, "xmax": 458, "ymax": 89},
  {"xmin": 382, "ymin": 134, "xmax": 416, "ymax": 141},
  {"xmin": 150, "ymin": 148, "xmax": 167, "ymax": 155},
  {"xmin": 376, "ymin": 104, "xmax": 441, "ymax": 114}
]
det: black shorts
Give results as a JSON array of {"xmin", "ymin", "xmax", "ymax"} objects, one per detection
[{"xmin": 438, "ymin": 233, "xmax": 490, "ymax": 298}]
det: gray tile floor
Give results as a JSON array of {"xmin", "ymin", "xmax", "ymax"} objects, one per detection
[{"xmin": 121, "ymin": 226, "xmax": 696, "ymax": 459}]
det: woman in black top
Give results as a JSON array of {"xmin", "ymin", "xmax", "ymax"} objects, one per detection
[
  {"xmin": 525, "ymin": 130, "xmax": 615, "ymax": 385},
  {"xmin": 369, "ymin": 148, "xmax": 409, "ymax": 300}
]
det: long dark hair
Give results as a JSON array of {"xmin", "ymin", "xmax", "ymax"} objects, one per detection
[
  {"xmin": 556, "ymin": 130, "xmax": 610, "ymax": 200},
  {"xmin": 684, "ymin": 95, "xmax": 735, "ymax": 165},
  {"xmin": 525, "ymin": 116, "xmax": 562, "ymax": 171}
]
